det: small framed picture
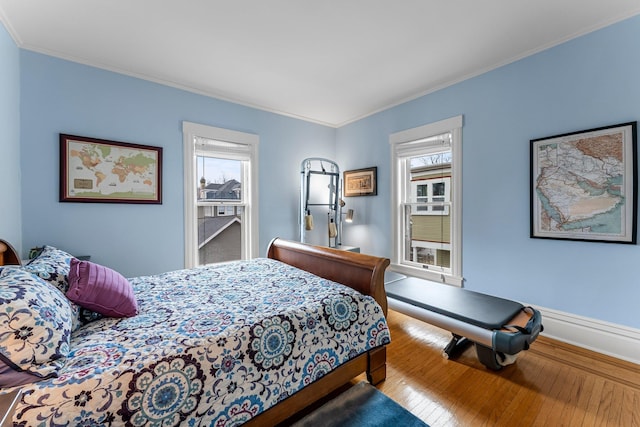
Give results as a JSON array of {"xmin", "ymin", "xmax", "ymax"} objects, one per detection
[
  {"xmin": 344, "ymin": 167, "xmax": 377, "ymax": 197},
  {"xmin": 60, "ymin": 134, "xmax": 162, "ymax": 204}
]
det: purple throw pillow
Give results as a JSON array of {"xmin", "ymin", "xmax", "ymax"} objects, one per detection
[{"xmin": 67, "ymin": 259, "xmax": 138, "ymax": 318}]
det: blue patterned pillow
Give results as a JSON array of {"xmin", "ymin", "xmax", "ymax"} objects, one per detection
[
  {"xmin": 24, "ymin": 245, "xmax": 102, "ymax": 327},
  {"xmin": 0, "ymin": 267, "xmax": 73, "ymax": 385},
  {"xmin": 23, "ymin": 245, "xmax": 73, "ymax": 293}
]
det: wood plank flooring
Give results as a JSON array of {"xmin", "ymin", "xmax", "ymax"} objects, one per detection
[{"xmin": 367, "ymin": 309, "xmax": 640, "ymax": 427}]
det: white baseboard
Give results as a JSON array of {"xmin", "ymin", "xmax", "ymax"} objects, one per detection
[{"xmin": 535, "ymin": 305, "xmax": 640, "ymax": 365}]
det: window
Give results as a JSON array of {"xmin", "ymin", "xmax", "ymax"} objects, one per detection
[
  {"xmin": 183, "ymin": 122, "xmax": 259, "ymax": 268},
  {"xmin": 390, "ymin": 116, "xmax": 463, "ymax": 286}
]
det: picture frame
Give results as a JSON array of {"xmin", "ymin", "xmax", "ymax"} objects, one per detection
[
  {"xmin": 344, "ymin": 167, "xmax": 377, "ymax": 197},
  {"xmin": 60, "ymin": 134, "xmax": 162, "ymax": 204},
  {"xmin": 530, "ymin": 122, "xmax": 637, "ymax": 243}
]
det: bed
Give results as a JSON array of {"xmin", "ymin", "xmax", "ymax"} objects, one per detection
[{"xmin": 0, "ymin": 238, "xmax": 390, "ymax": 426}]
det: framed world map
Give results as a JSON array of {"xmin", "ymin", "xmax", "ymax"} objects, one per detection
[
  {"xmin": 60, "ymin": 134, "xmax": 162, "ymax": 204},
  {"xmin": 530, "ymin": 122, "xmax": 637, "ymax": 244}
]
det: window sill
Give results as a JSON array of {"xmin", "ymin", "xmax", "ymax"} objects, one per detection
[{"xmin": 388, "ymin": 263, "xmax": 463, "ymax": 287}]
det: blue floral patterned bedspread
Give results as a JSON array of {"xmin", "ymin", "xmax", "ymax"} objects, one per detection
[{"xmin": 9, "ymin": 258, "xmax": 390, "ymax": 426}]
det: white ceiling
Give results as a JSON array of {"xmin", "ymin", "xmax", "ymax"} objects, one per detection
[{"xmin": 1, "ymin": 1, "xmax": 640, "ymax": 127}]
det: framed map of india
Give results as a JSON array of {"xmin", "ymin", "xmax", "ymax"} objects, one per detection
[
  {"xmin": 60, "ymin": 134, "xmax": 163, "ymax": 204},
  {"xmin": 530, "ymin": 122, "xmax": 637, "ymax": 244}
]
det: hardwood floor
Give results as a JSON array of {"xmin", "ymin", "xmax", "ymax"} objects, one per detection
[{"xmin": 368, "ymin": 309, "xmax": 640, "ymax": 427}]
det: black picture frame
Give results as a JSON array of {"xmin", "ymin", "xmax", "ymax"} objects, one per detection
[
  {"xmin": 530, "ymin": 122, "xmax": 637, "ymax": 243},
  {"xmin": 60, "ymin": 134, "xmax": 162, "ymax": 204},
  {"xmin": 344, "ymin": 167, "xmax": 377, "ymax": 197}
]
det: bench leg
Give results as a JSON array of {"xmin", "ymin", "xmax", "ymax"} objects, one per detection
[
  {"xmin": 443, "ymin": 334, "xmax": 472, "ymax": 359},
  {"xmin": 475, "ymin": 344, "xmax": 504, "ymax": 371}
]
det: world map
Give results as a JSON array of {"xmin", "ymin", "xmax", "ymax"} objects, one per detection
[
  {"xmin": 534, "ymin": 131, "xmax": 627, "ymax": 238},
  {"xmin": 66, "ymin": 140, "xmax": 159, "ymax": 200}
]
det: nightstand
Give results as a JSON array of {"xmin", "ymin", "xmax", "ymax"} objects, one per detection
[
  {"xmin": 334, "ymin": 245, "xmax": 360, "ymax": 253},
  {"xmin": 0, "ymin": 389, "xmax": 21, "ymax": 427}
]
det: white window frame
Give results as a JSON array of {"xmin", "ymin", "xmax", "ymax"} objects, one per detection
[
  {"xmin": 183, "ymin": 121, "xmax": 259, "ymax": 268},
  {"xmin": 390, "ymin": 115, "xmax": 463, "ymax": 286}
]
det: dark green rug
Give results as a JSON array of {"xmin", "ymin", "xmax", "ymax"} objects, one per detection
[{"xmin": 292, "ymin": 382, "xmax": 429, "ymax": 427}]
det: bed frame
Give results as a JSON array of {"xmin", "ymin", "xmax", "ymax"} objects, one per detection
[
  {"xmin": 0, "ymin": 237, "xmax": 390, "ymax": 426},
  {"xmin": 254, "ymin": 238, "xmax": 390, "ymax": 425},
  {"xmin": 0, "ymin": 239, "xmax": 21, "ymax": 267}
]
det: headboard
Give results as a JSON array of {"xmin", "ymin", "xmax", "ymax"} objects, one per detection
[{"xmin": 0, "ymin": 239, "xmax": 21, "ymax": 266}]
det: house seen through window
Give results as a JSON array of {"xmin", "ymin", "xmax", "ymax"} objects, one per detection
[
  {"xmin": 408, "ymin": 151, "xmax": 452, "ymax": 269},
  {"xmin": 197, "ymin": 156, "xmax": 244, "ymax": 264}
]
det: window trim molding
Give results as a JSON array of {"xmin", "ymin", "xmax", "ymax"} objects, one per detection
[
  {"xmin": 183, "ymin": 121, "xmax": 259, "ymax": 268},
  {"xmin": 389, "ymin": 115, "xmax": 463, "ymax": 286}
]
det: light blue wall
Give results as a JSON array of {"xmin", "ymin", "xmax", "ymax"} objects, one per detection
[
  {"xmin": 19, "ymin": 52, "xmax": 335, "ymax": 277},
  {"xmin": 0, "ymin": 22, "xmax": 22, "ymax": 251},
  {"xmin": 7, "ymin": 15, "xmax": 640, "ymax": 329},
  {"xmin": 337, "ymin": 14, "xmax": 640, "ymax": 328}
]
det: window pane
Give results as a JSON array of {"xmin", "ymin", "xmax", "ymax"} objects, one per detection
[
  {"xmin": 196, "ymin": 156, "xmax": 242, "ymax": 201},
  {"xmin": 410, "ymin": 151, "xmax": 452, "ymax": 168},
  {"xmin": 403, "ymin": 204, "xmax": 451, "ymax": 270},
  {"xmin": 198, "ymin": 208, "xmax": 244, "ymax": 264},
  {"xmin": 404, "ymin": 149, "xmax": 452, "ymax": 272},
  {"xmin": 196, "ymin": 155, "xmax": 244, "ymax": 265}
]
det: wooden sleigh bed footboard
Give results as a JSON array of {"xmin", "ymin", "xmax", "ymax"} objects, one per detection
[
  {"xmin": 267, "ymin": 238, "xmax": 389, "ymax": 316},
  {"xmin": 246, "ymin": 238, "xmax": 391, "ymax": 426}
]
